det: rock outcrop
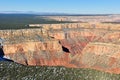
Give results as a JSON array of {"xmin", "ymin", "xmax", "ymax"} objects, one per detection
[{"xmin": 2, "ymin": 22, "xmax": 120, "ymax": 74}]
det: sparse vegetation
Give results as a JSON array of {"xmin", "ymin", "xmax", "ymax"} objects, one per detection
[
  {"xmin": 102, "ymin": 22, "xmax": 120, "ymax": 24},
  {"xmin": 0, "ymin": 14, "xmax": 74, "ymax": 30},
  {"xmin": 0, "ymin": 61, "xmax": 120, "ymax": 80}
]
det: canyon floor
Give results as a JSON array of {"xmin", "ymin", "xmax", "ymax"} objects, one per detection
[{"xmin": 1, "ymin": 14, "xmax": 120, "ymax": 79}]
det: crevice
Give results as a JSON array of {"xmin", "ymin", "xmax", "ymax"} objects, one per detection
[
  {"xmin": 59, "ymin": 40, "xmax": 70, "ymax": 53},
  {"xmin": 62, "ymin": 46, "xmax": 70, "ymax": 53}
]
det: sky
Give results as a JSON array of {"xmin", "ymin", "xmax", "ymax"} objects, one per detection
[{"xmin": 0, "ymin": 0, "xmax": 120, "ymax": 14}]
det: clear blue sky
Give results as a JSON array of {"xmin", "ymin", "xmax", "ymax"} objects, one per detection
[{"xmin": 0, "ymin": 0, "xmax": 120, "ymax": 14}]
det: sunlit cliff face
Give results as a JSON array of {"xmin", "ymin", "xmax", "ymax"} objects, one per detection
[{"xmin": 1, "ymin": 22, "xmax": 120, "ymax": 74}]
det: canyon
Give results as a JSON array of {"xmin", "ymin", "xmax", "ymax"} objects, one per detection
[{"xmin": 1, "ymin": 15, "xmax": 120, "ymax": 74}]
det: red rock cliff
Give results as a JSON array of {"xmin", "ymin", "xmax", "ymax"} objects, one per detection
[{"xmin": 1, "ymin": 23, "xmax": 120, "ymax": 74}]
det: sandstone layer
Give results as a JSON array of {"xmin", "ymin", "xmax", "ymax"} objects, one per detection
[{"xmin": 1, "ymin": 22, "xmax": 120, "ymax": 74}]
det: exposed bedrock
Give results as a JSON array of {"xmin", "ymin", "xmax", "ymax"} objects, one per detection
[
  {"xmin": 80, "ymin": 42, "xmax": 120, "ymax": 74},
  {"xmin": 1, "ymin": 23, "xmax": 120, "ymax": 73},
  {"xmin": 3, "ymin": 41, "xmax": 75, "ymax": 67}
]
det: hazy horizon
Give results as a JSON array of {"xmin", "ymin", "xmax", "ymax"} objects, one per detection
[
  {"xmin": 0, "ymin": 0, "xmax": 120, "ymax": 14},
  {"xmin": 0, "ymin": 11, "xmax": 118, "ymax": 15}
]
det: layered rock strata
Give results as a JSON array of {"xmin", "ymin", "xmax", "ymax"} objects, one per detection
[{"xmin": 1, "ymin": 23, "xmax": 120, "ymax": 73}]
